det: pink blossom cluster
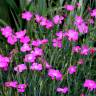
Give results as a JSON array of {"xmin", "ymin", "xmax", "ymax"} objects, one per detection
[
  {"xmin": 0, "ymin": 4, "xmax": 96, "ymax": 95},
  {"xmin": 0, "ymin": 26, "xmax": 31, "ymax": 46},
  {"xmin": 5, "ymin": 81, "xmax": 27, "ymax": 93},
  {"xmin": 74, "ymin": 16, "xmax": 88, "ymax": 34},
  {"xmin": 32, "ymin": 39, "xmax": 48, "ymax": 47},
  {"xmin": 52, "ymin": 31, "xmax": 65, "ymax": 48},
  {"xmin": 0, "ymin": 26, "xmax": 17, "ymax": 45},
  {"xmin": 48, "ymin": 69, "xmax": 63, "ymax": 80},
  {"xmin": 72, "ymin": 45, "xmax": 89, "ymax": 55},
  {"xmin": 35, "ymin": 14, "xmax": 65, "ymax": 29},
  {"xmin": 35, "ymin": 14, "xmax": 54, "ymax": 29}
]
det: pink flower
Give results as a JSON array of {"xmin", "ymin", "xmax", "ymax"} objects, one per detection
[
  {"xmin": 45, "ymin": 20, "xmax": 53, "ymax": 29},
  {"xmin": 30, "ymin": 63, "xmax": 42, "ymax": 71},
  {"xmin": 66, "ymin": 29, "xmax": 78, "ymax": 41},
  {"xmin": 32, "ymin": 39, "xmax": 41, "ymax": 47},
  {"xmin": 72, "ymin": 46, "xmax": 81, "ymax": 53},
  {"xmin": 17, "ymin": 84, "xmax": 27, "ymax": 92},
  {"xmin": 40, "ymin": 17, "xmax": 47, "ymax": 26},
  {"xmin": 0, "ymin": 62, "xmax": 8, "ymax": 69},
  {"xmin": 91, "ymin": 9, "xmax": 96, "ymax": 17},
  {"xmin": 14, "ymin": 64, "xmax": 27, "ymax": 73},
  {"xmin": 0, "ymin": 55, "xmax": 10, "ymax": 69},
  {"xmin": 56, "ymin": 31, "xmax": 64, "ymax": 39},
  {"xmin": 80, "ymin": 45, "xmax": 89, "ymax": 55},
  {"xmin": 57, "ymin": 87, "xmax": 68, "ymax": 94},
  {"xmin": 48, "ymin": 69, "xmax": 63, "ymax": 80},
  {"xmin": 77, "ymin": 23, "xmax": 88, "ymax": 34},
  {"xmin": 41, "ymin": 39, "xmax": 48, "ymax": 45},
  {"xmin": 20, "ymin": 43, "xmax": 31, "ymax": 52},
  {"xmin": 31, "ymin": 47, "xmax": 43, "ymax": 57},
  {"xmin": 53, "ymin": 15, "xmax": 64, "ymax": 24},
  {"xmin": 68, "ymin": 66, "xmax": 77, "ymax": 74},
  {"xmin": 64, "ymin": 4, "xmax": 75, "ymax": 11},
  {"xmin": 35, "ymin": 14, "xmax": 41, "ymax": 23},
  {"xmin": 83, "ymin": 79, "xmax": 96, "ymax": 91},
  {"xmin": 1, "ymin": 26, "xmax": 12, "ymax": 38},
  {"xmin": 22, "ymin": 11, "xmax": 32, "ymax": 21},
  {"xmin": 52, "ymin": 38, "xmax": 62, "ymax": 48},
  {"xmin": 77, "ymin": 59, "xmax": 84, "ymax": 65},
  {"xmin": 74, "ymin": 16, "xmax": 83, "ymax": 25},
  {"xmin": 32, "ymin": 39, "xmax": 48, "ymax": 46},
  {"xmin": 7, "ymin": 35, "xmax": 17, "ymax": 45},
  {"xmin": 15, "ymin": 29, "xmax": 26, "ymax": 39},
  {"xmin": 74, "ymin": 16, "xmax": 88, "ymax": 34},
  {"xmin": 88, "ymin": 19, "xmax": 94, "ymax": 24},
  {"xmin": 45, "ymin": 62, "xmax": 52, "ymax": 69},
  {"xmin": 5, "ymin": 81, "xmax": 18, "ymax": 88},
  {"xmin": 24, "ymin": 53, "xmax": 36, "ymax": 63},
  {"xmin": 20, "ymin": 36, "xmax": 30, "ymax": 44}
]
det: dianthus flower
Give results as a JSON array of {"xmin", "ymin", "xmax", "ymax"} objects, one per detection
[
  {"xmin": 53, "ymin": 15, "xmax": 64, "ymax": 24},
  {"xmin": 77, "ymin": 23, "xmax": 88, "ymax": 34},
  {"xmin": 52, "ymin": 38, "xmax": 62, "ymax": 48},
  {"xmin": 15, "ymin": 29, "xmax": 26, "ymax": 39},
  {"xmin": 77, "ymin": 59, "xmax": 84, "ymax": 65},
  {"xmin": 31, "ymin": 47, "xmax": 43, "ymax": 57},
  {"xmin": 83, "ymin": 79, "xmax": 96, "ymax": 91},
  {"xmin": 64, "ymin": 4, "xmax": 75, "ymax": 11},
  {"xmin": 30, "ymin": 63, "xmax": 42, "ymax": 71},
  {"xmin": 48, "ymin": 69, "xmax": 63, "ymax": 80},
  {"xmin": 90, "ymin": 47, "xmax": 96, "ymax": 54},
  {"xmin": 32, "ymin": 39, "xmax": 41, "ymax": 47},
  {"xmin": 74, "ymin": 16, "xmax": 83, "ymax": 25},
  {"xmin": 57, "ymin": 87, "xmax": 69, "ymax": 94},
  {"xmin": 14, "ymin": 64, "xmax": 27, "ymax": 73},
  {"xmin": 45, "ymin": 20, "xmax": 54, "ymax": 29},
  {"xmin": 91, "ymin": 9, "xmax": 96, "ymax": 17},
  {"xmin": 68, "ymin": 65, "xmax": 77, "ymax": 74},
  {"xmin": 7, "ymin": 35, "xmax": 17, "ymax": 45},
  {"xmin": 20, "ymin": 36, "xmax": 30, "ymax": 44},
  {"xmin": 0, "ymin": 55, "xmax": 10, "ymax": 69},
  {"xmin": 72, "ymin": 46, "xmax": 81, "ymax": 53},
  {"xmin": 41, "ymin": 39, "xmax": 48, "ymax": 45},
  {"xmin": 22, "ymin": 11, "xmax": 33, "ymax": 21},
  {"xmin": 35, "ymin": 14, "xmax": 42, "ymax": 23},
  {"xmin": 32, "ymin": 39, "xmax": 48, "ymax": 47},
  {"xmin": 24, "ymin": 53, "xmax": 36, "ymax": 63},
  {"xmin": 5, "ymin": 81, "xmax": 18, "ymax": 88},
  {"xmin": 66, "ymin": 29, "xmax": 78, "ymax": 41},
  {"xmin": 17, "ymin": 84, "xmax": 27, "ymax": 92},
  {"xmin": 20, "ymin": 43, "xmax": 31, "ymax": 52},
  {"xmin": 0, "ymin": 26, "xmax": 13, "ymax": 38},
  {"xmin": 80, "ymin": 45, "xmax": 89, "ymax": 55},
  {"xmin": 56, "ymin": 31, "xmax": 65, "ymax": 39},
  {"xmin": 40, "ymin": 17, "xmax": 47, "ymax": 26}
]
